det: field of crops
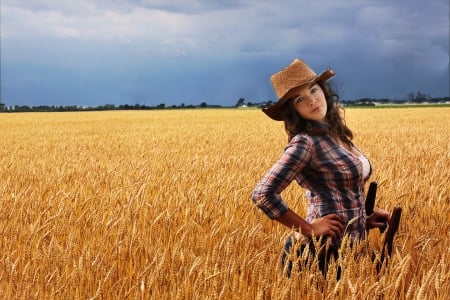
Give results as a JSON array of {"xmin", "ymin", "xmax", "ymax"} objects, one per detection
[{"xmin": 0, "ymin": 107, "xmax": 449, "ymax": 299}]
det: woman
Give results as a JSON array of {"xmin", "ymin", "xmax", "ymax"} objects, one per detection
[{"xmin": 251, "ymin": 58, "xmax": 390, "ymax": 276}]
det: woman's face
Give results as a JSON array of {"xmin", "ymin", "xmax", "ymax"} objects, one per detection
[{"xmin": 290, "ymin": 83, "xmax": 327, "ymax": 121}]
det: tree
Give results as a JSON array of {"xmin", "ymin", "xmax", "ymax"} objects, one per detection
[
  {"xmin": 235, "ymin": 98, "xmax": 245, "ymax": 107},
  {"xmin": 407, "ymin": 91, "xmax": 431, "ymax": 102}
]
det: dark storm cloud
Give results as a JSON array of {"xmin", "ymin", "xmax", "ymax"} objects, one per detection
[{"xmin": 1, "ymin": 0, "xmax": 448, "ymax": 106}]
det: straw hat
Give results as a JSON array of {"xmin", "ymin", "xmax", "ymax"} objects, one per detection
[{"xmin": 263, "ymin": 58, "xmax": 335, "ymax": 121}]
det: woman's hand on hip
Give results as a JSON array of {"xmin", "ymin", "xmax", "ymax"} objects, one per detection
[{"xmin": 310, "ymin": 214, "xmax": 345, "ymax": 240}]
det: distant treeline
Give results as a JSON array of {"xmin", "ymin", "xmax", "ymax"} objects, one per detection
[
  {"xmin": 340, "ymin": 97, "xmax": 450, "ymax": 107},
  {"xmin": 1, "ymin": 96, "xmax": 449, "ymax": 112},
  {"xmin": 0, "ymin": 102, "xmax": 220, "ymax": 113}
]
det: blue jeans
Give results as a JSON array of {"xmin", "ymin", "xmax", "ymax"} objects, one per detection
[{"xmin": 281, "ymin": 236, "xmax": 341, "ymax": 279}]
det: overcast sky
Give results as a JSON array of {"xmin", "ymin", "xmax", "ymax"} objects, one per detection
[{"xmin": 1, "ymin": 0, "xmax": 449, "ymax": 107}]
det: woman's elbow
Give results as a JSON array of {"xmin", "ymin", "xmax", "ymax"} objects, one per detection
[{"xmin": 251, "ymin": 186, "xmax": 263, "ymax": 205}]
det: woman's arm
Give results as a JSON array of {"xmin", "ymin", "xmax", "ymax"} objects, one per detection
[
  {"xmin": 275, "ymin": 208, "xmax": 345, "ymax": 240},
  {"xmin": 252, "ymin": 137, "xmax": 313, "ymax": 219},
  {"xmin": 366, "ymin": 209, "xmax": 390, "ymax": 230}
]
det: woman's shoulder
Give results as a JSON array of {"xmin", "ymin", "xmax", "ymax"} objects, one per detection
[
  {"xmin": 289, "ymin": 133, "xmax": 327, "ymax": 145},
  {"xmin": 286, "ymin": 133, "xmax": 315, "ymax": 150},
  {"xmin": 286, "ymin": 133, "xmax": 334, "ymax": 152}
]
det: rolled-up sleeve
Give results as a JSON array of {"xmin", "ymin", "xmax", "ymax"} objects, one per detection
[{"xmin": 251, "ymin": 136, "xmax": 312, "ymax": 219}]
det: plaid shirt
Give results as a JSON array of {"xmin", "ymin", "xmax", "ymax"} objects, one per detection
[{"xmin": 252, "ymin": 129, "xmax": 371, "ymax": 246}]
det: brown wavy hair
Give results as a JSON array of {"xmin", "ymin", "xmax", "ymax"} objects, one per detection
[{"xmin": 281, "ymin": 81, "xmax": 353, "ymax": 145}]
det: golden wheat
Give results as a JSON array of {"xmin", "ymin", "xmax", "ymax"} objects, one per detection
[{"xmin": 0, "ymin": 107, "xmax": 449, "ymax": 299}]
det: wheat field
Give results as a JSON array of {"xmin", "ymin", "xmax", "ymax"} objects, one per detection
[{"xmin": 0, "ymin": 107, "xmax": 449, "ymax": 299}]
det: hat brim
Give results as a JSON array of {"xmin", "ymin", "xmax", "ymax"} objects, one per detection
[{"xmin": 262, "ymin": 68, "xmax": 335, "ymax": 121}]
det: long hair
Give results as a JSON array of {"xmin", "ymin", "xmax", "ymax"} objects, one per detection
[{"xmin": 282, "ymin": 81, "xmax": 354, "ymax": 145}]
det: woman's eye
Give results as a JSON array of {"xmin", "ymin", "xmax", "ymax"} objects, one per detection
[
  {"xmin": 295, "ymin": 97, "xmax": 304, "ymax": 103},
  {"xmin": 311, "ymin": 87, "xmax": 317, "ymax": 94}
]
